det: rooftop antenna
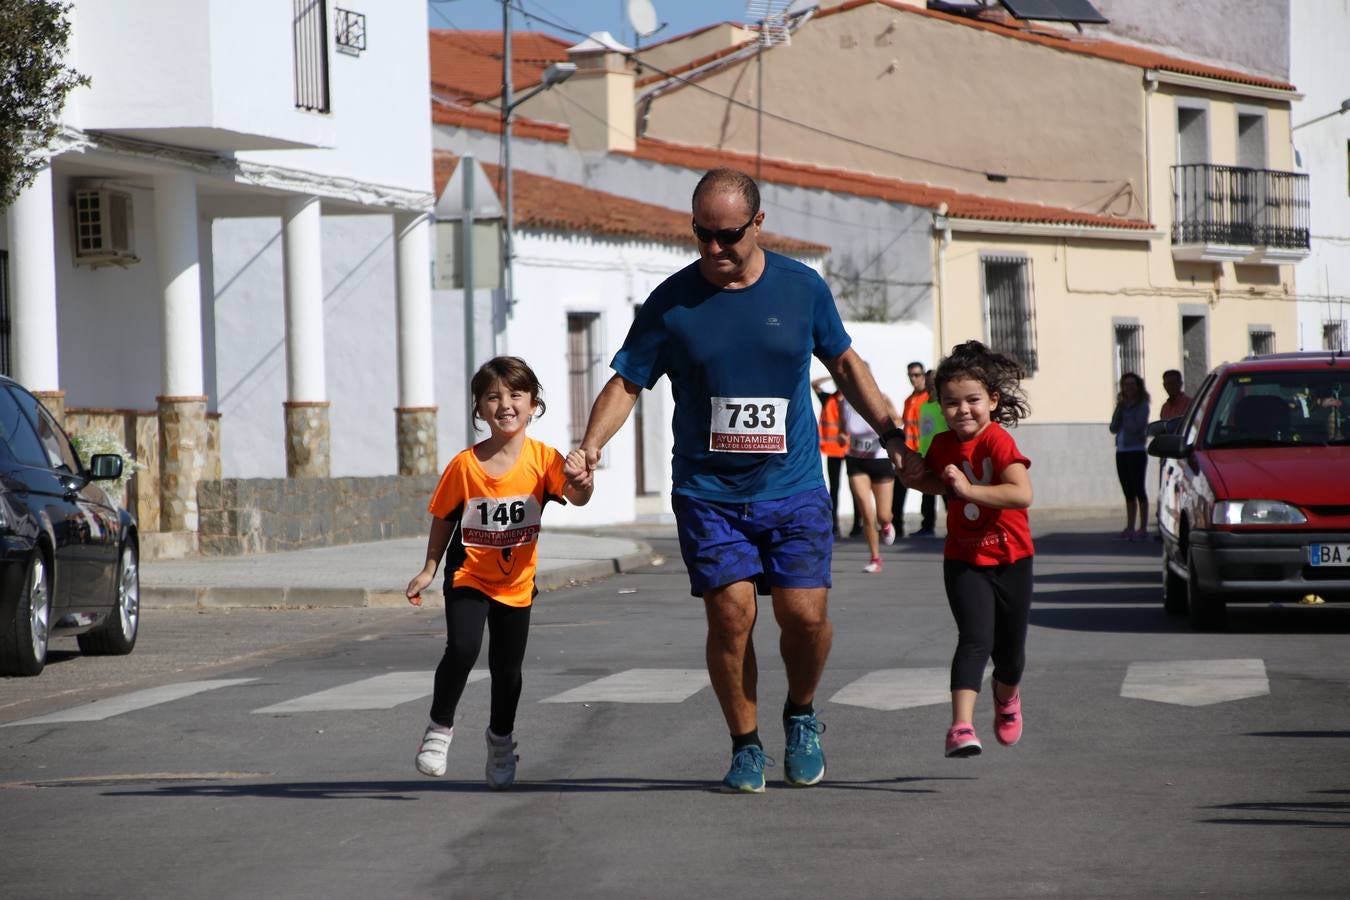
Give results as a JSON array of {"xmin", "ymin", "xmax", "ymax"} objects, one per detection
[
  {"xmin": 746, "ymin": 1, "xmax": 794, "ymax": 180},
  {"xmin": 627, "ymin": 0, "xmax": 666, "ymax": 76}
]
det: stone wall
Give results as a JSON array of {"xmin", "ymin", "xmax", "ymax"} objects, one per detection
[{"xmin": 196, "ymin": 475, "xmax": 439, "ymax": 556}]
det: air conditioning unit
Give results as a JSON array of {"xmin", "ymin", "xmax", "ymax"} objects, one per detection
[{"xmin": 70, "ymin": 187, "xmax": 140, "ymax": 268}]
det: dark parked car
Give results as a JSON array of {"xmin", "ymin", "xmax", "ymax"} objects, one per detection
[
  {"xmin": 1149, "ymin": 351, "xmax": 1350, "ymax": 629},
  {"xmin": 0, "ymin": 376, "xmax": 139, "ymax": 676}
]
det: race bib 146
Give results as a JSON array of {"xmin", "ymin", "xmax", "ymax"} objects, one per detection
[{"xmin": 461, "ymin": 494, "xmax": 542, "ymax": 547}]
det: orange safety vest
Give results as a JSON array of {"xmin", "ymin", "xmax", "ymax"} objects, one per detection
[
  {"xmin": 818, "ymin": 393, "xmax": 848, "ymax": 458},
  {"xmin": 902, "ymin": 391, "xmax": 928, "ymax": 452}
]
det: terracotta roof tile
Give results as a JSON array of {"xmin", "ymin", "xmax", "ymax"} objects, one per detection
[
  {"xmin": 821, "ymin": 1, "xmax": 1294, "ymax": 92},
  {"xmin": 429, "ymin": 30, "xmax": 571, "ymax": 103},
  {"xmin": 432, "ymin": 152, "xmax": 829, "ymax": 256},
  {"xmin": 623, "ymin": 138, "xmax": 1154, "ymax": 231},
  {"xmin": 431, "ymin": 97, "xmax": 569, "ymax": 142}
]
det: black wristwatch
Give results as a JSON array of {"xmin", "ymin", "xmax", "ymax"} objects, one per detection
[{"xmin": 879, "ymin": 427, "xmax": 905, "ymax": 448}]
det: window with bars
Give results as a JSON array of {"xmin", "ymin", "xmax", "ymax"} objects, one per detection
[
  {"xmin": 293, "ymin": 0, "xmax": 330, "ymax": 112},
  {"xmin": 566, "ymin": 313, "xmax": 603, "ymax": 451},
  {"xmin": 1114, "ymin": 321, "xmax": 1144, "ymax": 382},
  {"xmin": 1249, "ymin": 327, "xmax": 1275, "ymax": 356},
  {"xmin": 982, "ymin": 255, "xmax": 1038, "ymax": 374},
  {"xmin": 0, "ymin": 251, "xmax": 9, "ymax": 376},
  {"xmin": 1325, "ymin": 320, "xmax": 1346, "ymax": 352}
]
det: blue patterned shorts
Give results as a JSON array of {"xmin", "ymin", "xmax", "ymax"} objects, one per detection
[{"xmin": 672, "ymin": 487, "xmax": 834, "ymax": 597}]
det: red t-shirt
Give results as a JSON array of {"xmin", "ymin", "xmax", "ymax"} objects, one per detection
[{"xmin": 925, "ymin": 423, "xmax": 1034, "ymax": 565}]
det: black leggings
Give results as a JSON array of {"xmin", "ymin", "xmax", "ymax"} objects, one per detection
[
  {"xmin": 429, "ymin": 586, "xmax": 532, "ymax": 736},
  {"xmin": 1115, "ymin": 450, "xmax": 1148, "ymax": 503},
  {"xmin": 943, "ymin": 557, "xmax": 1033, "ymax": 693}
]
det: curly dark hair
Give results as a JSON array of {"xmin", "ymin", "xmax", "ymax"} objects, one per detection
[
  {"xmin": 933, "ymin": 340, "xmax": 1030, "ymax": 427},
  {"xmin": 470, "ymin": 356, "xmax": 546, "ymax": 432}
]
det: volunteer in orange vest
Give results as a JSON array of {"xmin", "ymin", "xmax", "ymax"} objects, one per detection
[
  {"xmin": 893, "ymin": 361, "xmax": 937, "ymax": 538},
  {"xmin": 813, "ymin": 375, "xmax": 849, "ymax": 538}
]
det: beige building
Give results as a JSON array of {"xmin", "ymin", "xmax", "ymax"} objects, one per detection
[{"xmin": 434, "ymin": 0, "xmax": 1310, "ymax": 508}]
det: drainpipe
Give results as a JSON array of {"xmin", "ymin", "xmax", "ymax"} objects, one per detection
[{"xmin": 933, "ymin": 202, "xmax": 951, "ymax": 358}]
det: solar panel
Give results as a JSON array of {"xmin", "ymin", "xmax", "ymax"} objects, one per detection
[{"xmin": 1000, "ymin": 0, "xmax": 1109, "ymax": 24}]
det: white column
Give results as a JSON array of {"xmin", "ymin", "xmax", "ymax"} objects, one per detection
[
  {"xmin": 7, "ymin": 165, "xmax": 60, "ymax": 392},
  {"xmin": 281, "ymin": 195, "xmax": 326, "ymax": 402},
  {"xmin": 394, "ymin": 212, "xmax": 434, "ymax": 407},
  {"xmin": 154, "ymin": 171, "xmax": 204, "ymax": 396}
]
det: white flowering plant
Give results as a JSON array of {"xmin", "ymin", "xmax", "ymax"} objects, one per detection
[{"xmin": 69, "ymin": 427, "xmax": 144, "ymax": 507}]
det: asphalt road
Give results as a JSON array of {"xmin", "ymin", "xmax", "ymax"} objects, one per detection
[{"xmin": 3, "ymin": 519, "xmax": 1349, "ymax": 899}]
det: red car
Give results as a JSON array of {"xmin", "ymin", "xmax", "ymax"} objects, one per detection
[{"xmin": 1149, "ymin": 351, "xmax": 1350, "ymax": 629}]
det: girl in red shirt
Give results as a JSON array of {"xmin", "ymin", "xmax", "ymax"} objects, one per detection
[
  {"xmin": 900, "ymin": 341, "xmax": 1033, "ymax": 758},
  {"xmin": 405, "ymin": 357, "xmax": 592, "ymax": 788}
]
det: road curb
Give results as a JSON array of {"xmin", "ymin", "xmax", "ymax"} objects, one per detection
[{"xmin": 140, "ymin": 543, "xmax": 655, "ymax": 610}]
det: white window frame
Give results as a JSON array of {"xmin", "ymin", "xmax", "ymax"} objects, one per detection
[{"xmin": 980, "ymin": 253, "xmax": 1038, "ymax": 375}]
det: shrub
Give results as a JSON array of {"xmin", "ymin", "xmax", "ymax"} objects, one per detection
[{"xmin": 69, "ymin": 427, "xmax": 143, "ymax": 507}]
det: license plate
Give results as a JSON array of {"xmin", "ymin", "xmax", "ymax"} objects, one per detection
[{"xmin": 1308, "ymin": 543, "xmax": 1350, "ymax": 566}]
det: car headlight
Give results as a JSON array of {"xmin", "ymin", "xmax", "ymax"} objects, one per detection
[{"xmin": 1212, "ymin": 500, "xmax": 1307, "ymax": 526}]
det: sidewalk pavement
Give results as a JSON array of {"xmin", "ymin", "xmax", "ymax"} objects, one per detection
[
  {"xmin": 139, "ymin": 508, "xmax": 1127, "ymax": 610},
  {"xmin": 140, "ymin": 530, "xmax": 659, "ymax": 610}
]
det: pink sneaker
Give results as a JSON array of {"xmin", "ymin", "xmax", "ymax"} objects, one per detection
[
  {"xmin": 994, "ymin": 690, "xmax": 1022, "ymax": 747},
  {"xmin": 944, "ymin": 722, "xmax": 982, "ymax": 758},
  {"xmin": 879, "ymin": 523, "xmax": 896, "ymax": 546},
  {"xmin": 862, "ymin": 557, "xmax": 883, "ymax": 574}
]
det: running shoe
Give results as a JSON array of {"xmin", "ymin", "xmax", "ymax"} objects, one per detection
[
  {"xmin": 415, "ymin": 724, "xmax": 453, "ymax": 777},
  {"xmin": 862, "ymin": 557, "xmax": 883, "ymax": 574},
  {"xmin": 880, "ymin": 523, "xmax": 896, "ymax": 546},
  {"xmin": 911, "ymin": 527, "xmax": 936, "ymax": 539},
  {"xmin": 1131, "ymin": 528, "xmax": 1149, "ymax": 542},
  {"xmin": 994, "ymin": 691, "xmax": 1022, "ymax": 746},
  {"xmin": 783, "ymin": 712, "xmax": 827, "ymax": 786},
  {"xmin": 720, "ymin": 745, "xmax": 771, "ymax": 793},
  {"xmin": 484, "ymin": 729, "xmax": 518, "ymax": 789},
  {"xmin": 944, "ymin": 722, "xmax": 983, "ymax": 758}
]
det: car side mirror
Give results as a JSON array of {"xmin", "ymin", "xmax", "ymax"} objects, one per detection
[
  {"xmin": 1147, "ymin": 434, "xmax": 1187, "ymax": 459},
  {"xmin": 88, "ymin": 453, "xmax": 124, "ymax": 481}
]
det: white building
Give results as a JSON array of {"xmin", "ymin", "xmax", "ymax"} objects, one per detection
[{"xmin": 2, "ymin": 0, "xmax": 434, "ymax": 545}]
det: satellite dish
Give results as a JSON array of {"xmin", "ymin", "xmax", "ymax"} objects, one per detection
[{"xmin": 627, "ymin": 0, "xmax": 660, "ymax": 38}]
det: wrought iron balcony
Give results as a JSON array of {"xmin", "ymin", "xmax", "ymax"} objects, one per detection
[{"xmin": 1171, "ymin": 164, "xmax": 1310, "ymax": 264}]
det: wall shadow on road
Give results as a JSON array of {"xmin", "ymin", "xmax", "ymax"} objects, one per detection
[
  {"xmin": 1032, "ymin": 532, "xmax": 1163, "ymax": 558},
  {"xmin": 1030, "ymin": 605, "xmax": 1189, "ymax": 634},
  {"xmin": 1035, "ymin": 569, "xmax": 1160, "ymax": 585},
  {"xmin": 1198, "ymin": 790, "xmax": 1350, "ymax": 829},
  {"xmin": 1031, "ymin": 586, "xmax": 1158, "ymax": 605},
  {"xmin": 1031, "ymin": 602, "xmax": 1350, "ymax": 635},
  {"xmin": 104, "ymin": 775, "xmax": 966, "ymax": 801}
]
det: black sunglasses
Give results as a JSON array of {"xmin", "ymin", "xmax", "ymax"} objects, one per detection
[{"xmin": 691, "ymin": 212, "xmax": 757, "ymax": 246}]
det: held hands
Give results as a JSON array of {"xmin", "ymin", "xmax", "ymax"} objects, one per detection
[{"xmin": 564, "ymin": 447, "xmax": 601, "ymax": 492}]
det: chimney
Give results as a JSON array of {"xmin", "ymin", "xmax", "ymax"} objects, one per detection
[{"xmin": 564, "ymin": 31, "xmax": 635, "ymax": 153}]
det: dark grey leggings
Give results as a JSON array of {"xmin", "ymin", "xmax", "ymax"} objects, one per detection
[
  {"xmin": 429, "ymin": 586, "xmax": 531, "ymax": 735},
  {"xmin": 943, "ymin": 556, "xmax": 1033, "ymax": 693}
]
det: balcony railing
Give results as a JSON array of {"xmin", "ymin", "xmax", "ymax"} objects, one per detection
[{"xmin": 1171, "ymin": 164, "xmax": 1309, "ymax": 263}]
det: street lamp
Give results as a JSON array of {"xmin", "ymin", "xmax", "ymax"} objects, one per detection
[
  {"xmin": 501, "ymin": 0, "xmax": 576, "ymax": 347},
  {"xmin": 1292, "ymin": 97, "xmax": 1350, "ymax": 131}
]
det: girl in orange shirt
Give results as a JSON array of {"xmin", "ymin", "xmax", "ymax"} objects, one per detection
[{"xmin": 406, "ymin": 357, "xmax": 591, "ymax": 788}]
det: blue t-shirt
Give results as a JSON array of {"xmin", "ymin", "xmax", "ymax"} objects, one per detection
[{"xmin": 611, "ymin": 251, "xmax": 852, "ymax": 502}]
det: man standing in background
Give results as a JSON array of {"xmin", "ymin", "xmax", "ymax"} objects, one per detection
[{"xmin": 894, "ymin": 361, "xmax": 936, "ymax": 538}]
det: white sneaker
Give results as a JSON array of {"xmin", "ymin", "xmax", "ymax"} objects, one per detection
[
  {"xmin": 415, "ymin": 725, "xmax": 453, "ymax": 777},
  {"xmin": 880, "ymin": 523, "xmax": 896, "ymax": 546},
  {"xmin": 862, "ymin": 557, "xmax": 883, "ymax": 574},
  {"xmin": 485, "ymin": 729, "xmax": 519, "ymax": 789}
]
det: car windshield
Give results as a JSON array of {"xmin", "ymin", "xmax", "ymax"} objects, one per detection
[{"xmin": 1205, "ymin": 370, "xmax": 1349, "ymax": 448}]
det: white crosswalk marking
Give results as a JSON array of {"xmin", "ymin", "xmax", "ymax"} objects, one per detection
[
  {"xmin": 252, "ymin": 670, "xmax": 485, "ymax": 714},
  {"xmin": 1, "ymin": 679, "xmax": 258, "ymax": 727},
  {"xmin": 1121, "ymin": 658, "xmax": 1269, "ymax": 707},
  {"xmin": 829, "ymin": 668, "xmax": 951, "ymax": 710},
  {"xmin": 540, "ymin": 669, "xmax": 710, "ymax": 704}
]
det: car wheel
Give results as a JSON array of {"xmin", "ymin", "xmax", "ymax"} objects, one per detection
[
  {"xmin": 78, "ymin": 543, "xmax": 139, "ymax": 656},
  {"xmin": 0, "ymin": 552, "xmax": 52, "ymax": 676},
  {"xmin": 1162, "ymin": 550, "xmax": 1187, "ymax": 616},
  {"xmin": 1186, "ymin": 545, "xmax": 1226, "ymax": 631}
]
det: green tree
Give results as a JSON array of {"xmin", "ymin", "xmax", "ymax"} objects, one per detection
[{"xmin": 0, "ymin": 0, "xmax": 87, "ymax": 209}]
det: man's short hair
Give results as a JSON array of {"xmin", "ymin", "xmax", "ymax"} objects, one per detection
[
  {"xmin": 1162, "ymin": 369, "xmax": 1183, "ymax": 383},
  {"xmin": 693, "ymin": 167, "xmax": 760, "ymax": 216},
  {"xmin": 908, "ymin": 361, "xmax": 925, "ymax": 371}
]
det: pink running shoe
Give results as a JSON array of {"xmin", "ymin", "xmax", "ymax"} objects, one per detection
[
  {"xmin": 944, "ymin": 722, "xmax": 982, "ymax": 758},
  {"xmin": 994, "ymin": 690, "xmax": 1022, "ymax": 747},
  {"xmin": 880, "ymin": 523, "xmax": 896, "ymax": 546},
  {"xmin": 862, "ymin": 557, "xmax": 883, "ymax": 574}
]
